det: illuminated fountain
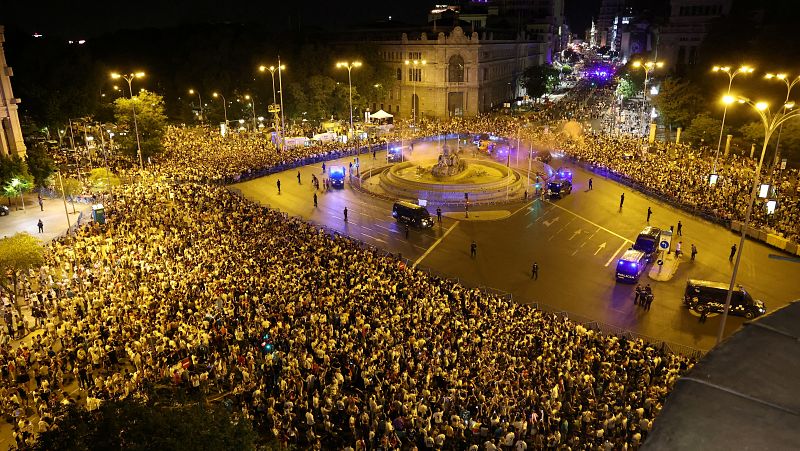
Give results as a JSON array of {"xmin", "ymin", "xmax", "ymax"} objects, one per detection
[{"xmin": 360, "ymin": 139, "xmax": 535, "ymax": 205}]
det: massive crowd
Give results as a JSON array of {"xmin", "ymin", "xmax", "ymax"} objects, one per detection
[{"xmin": 2, "ymin": 179, "xmax": 696, "ymax": 449}]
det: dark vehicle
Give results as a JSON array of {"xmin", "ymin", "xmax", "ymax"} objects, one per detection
[
  {"xmin": 0, "ymin": 205, "xmax": 8, "ymax": 216},
  {"xmin": 555, "ymin": 167, "xmax": 573, "ymax": 182},
  {"xmin": 633, "ymin": 226, "xmax": 662, "ymax": 261},
  {"xmin": 387, "ymin": 145, "xmax": 410, "ymax": 163},
  {"xmin": 683, "ymin": 279, "xmax": 766, "ymax": 319},
  {"xmin": 329, "ymin": 166, "xmax": 346, "ymax": 188},
  {"xmin": 546, "ymin": 178, "xmax": 572, "ymax": 198},
  {"xmin": 615, "ymin": 249, "xmax": 647, "ymax": 283},
  {"xmin": 392, "ymin": 201, "xmax": 433, "ymax": 228},
  {"xmin": 536, "ymin": 150, "xmax": 552, "ymax": 164}
]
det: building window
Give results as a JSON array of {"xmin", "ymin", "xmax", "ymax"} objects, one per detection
[
  {"xmin": 396, "ymin": 68, "xmax": 402, "ymax": 80},
  {"xmin": 408, "ymin": 68, "xmax": 422, "ymax": 82},
  {"xmin": 449, "ymin": 54, "xmax": 465, "ymax": 82}
]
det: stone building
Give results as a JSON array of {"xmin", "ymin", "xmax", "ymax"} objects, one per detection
[
  {"xmin": 368, "ymin": 26, "xmax": 546, "ymax": 118},
  {"xmin": 0, "ymin": 26, "xmax": 25, "ymax": 158},
  {"xmin": 659, "ymin": 0, "xmax": 732, "ymax": 68}
]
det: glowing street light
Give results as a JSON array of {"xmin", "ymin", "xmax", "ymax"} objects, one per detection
[
  {"xmin": 212, "ymin": 92, "xmax": 228, "ymax": 127},
  {"xmin": 336, "ymin": 61, "xmax": 362, "ymax": 136},
  {"xmin": 764, "ymin": 72, "xmax": 800, "ymax": 167},
  {"xmin": 716, "ymin": 95, "xmax": 800, "ymax": 345},
  {"xmin": 258, "ymin": 61, "xmax": 287, "ymax": 149},
  {"xmin": 630, "ymin": 60, "xmax": 664, "ymax": 136},
  {"xmin": 404, "ymin": 59, "xmax": 426, "ymax": 123},
  {"xmin": 110, "ymin": 71, "xmax": 145, "ymax": 171},
  {"xmin": 188, "ymin": 89, "xmax": 204, "ymax": 123},
  {"xmin": 710, "ymin": 65, "xmax": 754, "ymax": 175},
  {"xmin": 244, "ymin": 94, "xmax": 258, "ymax": 131}
]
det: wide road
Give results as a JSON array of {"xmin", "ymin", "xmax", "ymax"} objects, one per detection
[{"xmin": 233, "ymin": 144, "xmax": 800, "ymax": 352}]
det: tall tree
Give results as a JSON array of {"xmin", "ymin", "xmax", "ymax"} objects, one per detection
[
  {"xmin": 683, "ymin": 113, "xmax": 724, "ymax": 146},
  {"xmin": 522, "ymin": 65, "xmax": 561, "ymax": 100},
  {"xmin": 651, "ymin": 78, "xmax": 705, "ymax": 129},
  {"xmin": 0, "ymin": 233, "xmax": 44, "ymax": 300},
  {"xmin": 25, "ymin": 141, "xmax": 56, "ymax": 188},
  {"xmin": 113, "ymin": 90, "xmax": 168, "ymax": 162}
]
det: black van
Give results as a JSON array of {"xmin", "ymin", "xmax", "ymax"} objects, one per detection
[
  {"xmin": 392, "ymin": 201, "xmax": 434, "ymax": 228},
  {"xmin": 683, "ymin": 279, "xmax": 766, "ymax": 319},
  {"xmin": 633, "ymin": 226, "xmax": 662, "ymax": 261},
  {"xmin": 546, "ymin": 178, "xmax": 572, "ymax": 198}
]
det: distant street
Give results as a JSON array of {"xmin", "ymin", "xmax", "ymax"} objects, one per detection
[{"xmin": 234, "ymin": 145, "xmax": 800, "ymax": 351}]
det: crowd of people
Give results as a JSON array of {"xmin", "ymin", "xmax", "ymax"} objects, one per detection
[{"xmin": 2, "ymin": 179, "xmax": 696, "ymax": 449}]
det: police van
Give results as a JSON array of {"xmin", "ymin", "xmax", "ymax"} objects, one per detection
[
  {"xmin": 633, "ymin": 226, "xmax": 662, "ymax": 261},
  {"xmin": 392, "ymin": 201, "xmax": 434, "ymax": 228},
  {"xmin": 615, "ymin": 249, "xmax": 648, "ymax": 283},
  {"xmin": 683, "ymin": 279, "xmax": 766, "ymax": 319}
]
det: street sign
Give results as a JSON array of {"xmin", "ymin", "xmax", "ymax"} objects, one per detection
[
  {"xmin": 659, "ymin": 240, "xmax": 669, "ymax": 250},
  {"xmin": 268, "ymin": 103, "xmax": 281, "ymax": 113},
  {"xmin": 657, "ymin": 259, "xmax": 664, "ymax": 266}
]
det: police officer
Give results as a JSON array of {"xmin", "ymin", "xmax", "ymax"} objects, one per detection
[
  {"xmin": 343, "ymin": 207, "xmax": 348, "ymax": 222},
  {"xmin": 277, "ymin": 179, "xmax": 281, "ymax": 194},
  {"xmin": 470, "ymin": 241, "xmax": 477, "ymax": 258},
  {"xmin": 313, "ymin": 193, "xmax": 318, "ymax": 208},
  {"xmin": 297, "ymin": 171, "xmax": 301, "ymax": 184},
  {"xmin": 436, "ymin": 207, "xmax": 442, "ymax": 223},
  {"xmin": 531, "ymin": 262, "xmax": 539, "ymax": 280},
  {"xmin": 634, "ymin": 284, "xmax": 642, "ymax": 305}
]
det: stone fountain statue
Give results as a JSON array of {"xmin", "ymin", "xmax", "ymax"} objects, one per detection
[{"xmin": 431, "ymin": 144, "xmax": 466, "ymax": 177}]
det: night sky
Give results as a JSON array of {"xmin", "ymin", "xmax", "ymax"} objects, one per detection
[{"xmin": 5, "ymin": 0, "xmax": 601, "ymax": 38}]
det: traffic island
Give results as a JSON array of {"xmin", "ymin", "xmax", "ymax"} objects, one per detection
[{"xmin": 649, "ymin": 252, "xmax": 681, "ymax": 281}]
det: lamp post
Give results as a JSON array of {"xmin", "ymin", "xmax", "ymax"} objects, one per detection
[
  {"xmin": 188, "ymin": 89, "xmax": 204, "ymax": 123},
  {"xmin": 336, "ymin": 61, "xmax": 362, "ymax": 138},
  {"xmin": 244, "ymin": 95, "xmax": 258, "ymax": 131},
  {"xmin": 110, "ymin": 71, "xmax": 145, "ymax": 171},
  {"xmin": 716, "ymin": 95, "xmax": 800, "ymax": 344},
  {"xmin": 404, "ymin": 59, "xmax": 426, "ymax": 124},
  {"xmin": 631, "ymin": 60, "xmax": 663, "ymax": 137},
  {"xmin": 259, "ymin": 63, "xmax": 287, "ymax": 148},
  {"xmin": 711, "ymin": 65, "xmax": 754, "ymax": 174},
  {"xmin": 212, "ymin": 92, "xmax": 228, "ymax": 128},
  {"xmin": 764, "ymin": 73, "xmax": 800, "ymax": 168}
]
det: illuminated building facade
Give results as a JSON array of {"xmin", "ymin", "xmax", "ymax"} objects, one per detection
[
  {"xmin": 659, "ymin": 0, "xmax": 732, "ymax": 68},
  {"xmin": 0, "ymin": 26, "xmax": 26, "ymax": 158}
]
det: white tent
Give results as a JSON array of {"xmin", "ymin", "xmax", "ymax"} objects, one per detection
[{"xmin": 370, "ymin": 109, "xmax": 393, "ymax": 119}]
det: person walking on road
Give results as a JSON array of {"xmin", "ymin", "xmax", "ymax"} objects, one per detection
[
  {"xmin": 677, "ymin": 220, "xmax": 683, "ymax": 236},
  {"xmin": 675, "ymin": 241, "xmax": 682, "ymax": 258},
  {"xmin": 699, "ymin": 310, "xmax": 708, "ymax": 323},
  {"xmin": 37, "ymin": 219, "xmax": 44, "ymax": 233},
  {"xmin": 436, "ymin": 207, "xmax": 442, "ymax": 223},
  {"xmin": 729, "ymin": 244, "xmax": 737, "ymax": 262},
  {"xmin": 588, "ymin": 178, "xmax": 593, "ymax": 190},
  {"xmin": 531, "ymin": 262, "xmax": 539, "ymax": 280},
  {"xmin": 644, "ymin": 293, "xmax": 653, "ymax": 311},
  {"xmin": 405, "ymin": 225, "xmax": 410, "ymax": 239},
  {"xmin": 646, "ymin": 207, "xmax": 652, "ymax": 223},
  {"xmin": 313, "ymin": 193, "xmax": 318, "ymax": 208},
  {"xmin": 38, "ymin": 195, "xmax": 44, "ymax": 212},
  {"xmin": 322, "ymin": 162, "xmax": 326, "ymax": 173},
  {"xmin": 691, "ymin": 244, "xmax": 697, "ymax": 261},
  {"xmin": 619, "ymin": 193, "xmax": 625, "ymax": 212},
  {"xmin": 277, "ymin": 179, "xmax": 281, "ymax": 194},
  {"xmin": 470, "ymin": 241, "xmax": 477, "ymax": 258},
  {"xmin": 343, "ymin": 207, "xmax": 348, "ymax": 222},
  {"xmin": 297, "ymin": 171, "xmax": 301, "ymax": 184},
  {"xmin": 634, "ymin": 284, "xmax": 642, "ymax": 305}
]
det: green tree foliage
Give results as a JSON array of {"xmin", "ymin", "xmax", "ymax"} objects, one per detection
[
  {"xmin": 615, "ymin": 76, "xmax": 639, "ymax": 101},
  {"xmin": 54, "ymin": 177, "xmax": 82, "ymax": 214},
  {"xmin": 740, "ymin": 119, "xmax": 800, "ymax": 163},
  {"xmin": 3, "ymin": 174, "xmax": 34, "ymax": 210},
  {"xmin": 0, "ymin": 233, "xmax": 44, "ymax": 299},
  {"xmin": 683, "ymin": 113, "xmax": 724, "ymax": 146},
  {"xmin": 34, "ymin": 397, "xmax": 257, "ymax": 451},
  {"xmin": 523, "ymin": 65, "xmax": 561, "ymax": 99},
  {"xmin": 0, "ymin": 154, "xmax": 29, "ymax": 188},
  {"xmin": 113, "ymin": 90, "xmax": 167, "ymax": 162},
  {"xmin": 87, "ymin": 168, "xmax": 122, "ymax": 191},
  {"xmin": 25, "ymin": 141, "xmax": 56, "ymax": 188},
  {"xmin": 651, "ymin": 78, "xmax": 705, "ymax": 128}
]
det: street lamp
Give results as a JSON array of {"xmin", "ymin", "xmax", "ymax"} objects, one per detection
[
  {"xmin": 710, "ymin": 65, "xmax": 754, "ymax": 175},
  {"xmin": 110, "ymin": 71, "xmax": 145, "ymax": 171},
  {"xmin": 244, "ymin": 95, "xmax": 258, "ymax": 131},
  {"xmin": 336, "ymin": 61, "xmax": 362, "ymax": 137},
  {"xmin": 258, "ymin": 62, "xmax": 287, "ymax": 150},
  {"xmin": 764, "ymin": 72, "xmax": 800, "ymax": 168},
  {"xmin": 188, "ymin": 89, "xmax": 204, "ymax": 123},
  {"xmin": 404, "ymin": 59, "xmax": 427, "ymax": 124},
  {"xmin": 631, "ymin": 60, "xmax": 664, "ymax": 137},
  {"xmin": 212, "ymin": 92, "xmax": 228, "ymax": 128},
  {"xmin": 716, "ymin": 95, "xmax": 800, "ymax": 344}
]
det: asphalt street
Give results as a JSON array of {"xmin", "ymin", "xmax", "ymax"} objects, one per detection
[{"xmin": 234, "ymin": 147, "xmax": 800, "ymax": 351}]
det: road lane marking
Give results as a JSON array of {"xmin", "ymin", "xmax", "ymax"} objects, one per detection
[
  {"xmin": 361, "ymin": 232, "xmax": 387, "ymax": 244},
  {"xmin": 594, "ymin": 242, "xmax": 607, "ymax": 255},
  {"xmin": 604, "ymin": 240, "xmax": 630, "ymax": 267},
  {"xmin": 545, "ymin": 200, "xmax": 633, "ymax": 243},
  {"xmin": 569, "ymin": 228, "xmax": 583, "ymax": 240},
  {"xmin": 543, "ymin": 216, "xmax": 560, "ymax": 227},
  {"xmin": 414, "ymin": 222, "xmax": 459, "ymax": 268},
  {"xmin": 509, "ymin": 200, "xmax": 536, "ymax": 217}
]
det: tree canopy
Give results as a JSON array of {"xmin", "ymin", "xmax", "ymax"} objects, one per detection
[
  {"xmin": 523, "ymin": 65, "xmax": 561, "ymax": 100},
  {"xmin": 0, "ymin": 233, "xmax": 44, "ymax": 298},
  {"xmin": 651, "ymin": 77, "xmax": 705, "ymax": 128},
  {"xmin": 113, "ymin": 90, "xmax": 167, "ymax": 162},
  {"xmin": 683, "ymin": 113, "xmax": 724, "ymax": 146}
]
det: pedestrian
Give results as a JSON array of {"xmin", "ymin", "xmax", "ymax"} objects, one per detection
[
  {"xmin": 405, "ymin": 225, "xmax": 410, "ymax": 239},
  {"xmin": 313, "ymin": 193, "xmax": 318, "ymax": 208},
  {"xmin": 38, "ymin": 196, "xmax": 44, "ymax": 212},
  {"xmin": 436, "ymin": 207, "xmax": 442, "ymax": 223},
  {"xmin": 619, "ymin": 193, "xmax": 625, "ymax": 211},
  {"xmin": 634, "ymin": 284, "xmax": 642, "ymax": 305},
  {"xmin": 690, "ymin": 244, "xmax": 697, "ymax": 261},
  {"xmin": 729, "ymin": 244, "xmax": 737, "ymax": 262},
  {"xmin": 588, "ymin": 178, "xmax": 593, "ymax": 190},
  {"xmin": 644, "ymin": 293, "xmax": 653, "ymax": 311},
  {"xmin": 677, "ymin": 221, "xmax": 683, "ymax": 236},
  {"xmin": 277, "ymin": 179, "xmax": 281, "ymax": 194},
  {"xmin": 297, "ymin": 171, "xmax": 301, "ymax": 184},
  {"xmin": 322, "ymin": 162, "xmax": 326, "ymax": 173},
  {"xmin": 699, "ymin": 310, "xmax": 708, "ymax": 323},
  {"xmin": 470, "ymin": 240, "xmax": 477, "ymax": 258},
  {"xmin": 646, "ymin": 207, "xmax": 652, "ymax": 223},
  {"xmin": 37, "ymin": 219, "xmax": 44, "ymax": 233},
  {"xmin": 343, "ymin": 207, "xmax": 348, "ymax": 222},
  {"xmin": 531, "ymin": 262, "xmax": 539, "ymax": 280},
  {"xmin": 675, "ymin": 241, "xmax": 682, "ymax": 258}
]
